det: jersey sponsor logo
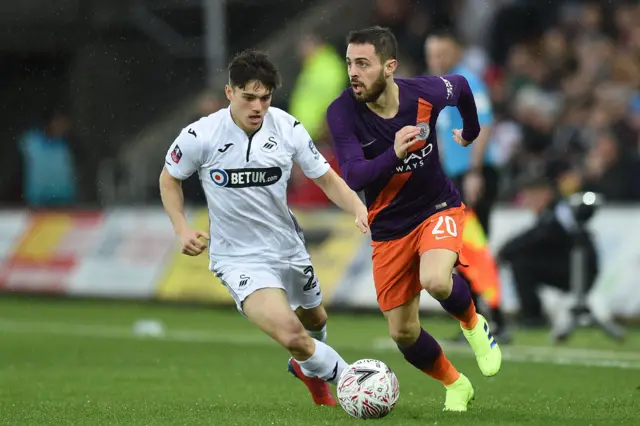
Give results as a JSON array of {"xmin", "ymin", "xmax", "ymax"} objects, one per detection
[
  {"xmin": 171, "ymin": 145, "xmax": 183, "ymax": 163},
  {"xmin": 395, "ymin": 143, "xmax": 434, "ymax": 173},
  {"xmin": 261, "ymin": 136, "xmax": 278, "ymax": 153},
  {"xmin": 210, "ymin": 167, "xmax": 283, "ymax": 188},
  {"xmin": 415, "ymin": 122, "xmax": 431, "ymax": 141},
  {"xmin": 210, "ymin": 169, "xmax": 230, "ymax": 186}
]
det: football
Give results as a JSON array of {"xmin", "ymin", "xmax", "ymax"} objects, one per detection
[{"xmin": 336, "ymin": 359, "xmax": 400, "ymax": 419}]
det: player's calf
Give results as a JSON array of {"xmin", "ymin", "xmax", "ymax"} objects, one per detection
[
  {"xmin": 436, "ymin": 274, "xmax": 479, "ymax": 330},
  {"xmin": 384, "ymin": 297, "xmax": 462, "ymax": 387},
  {"xmin": 420, "ymin": 250, "xmax": 478, "ymax": 330},
  {"xmin": 387, "ymin": 315, "xmax": 421, "ymax": 347},
  {"xmin": 296, "ymin": 305, "xmax": 328, "ymax": 343},
  {"xmin": 398, "ymin": 328, "xmax": 462, "ymax": 387},
  {"xmin": 241, "ymin": 289, "xmax": 345, "ymax": 405},
  {"xmin": 282, "ymin": 331, "xmax": 316, "ymax": 359},
  {"xmin": 422, "ymin": 273, "xmax": 502, "ymax": 377},
  {"xmin": 243, "ymin": 289, "xmax": 343, "ymax": 374}
]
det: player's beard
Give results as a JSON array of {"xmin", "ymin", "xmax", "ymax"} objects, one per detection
[{"xmin": 354, "ymin": 70, "xmax": 387, "ymax": 104}]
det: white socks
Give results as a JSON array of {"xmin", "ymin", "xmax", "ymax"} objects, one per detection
[
  {"xmin": 306, "ymin": 324, "xmax": 327, "ymax": 343},
  {"xmin": 296, "ymin": 339, "xmax": 348, "ymax": 385}
]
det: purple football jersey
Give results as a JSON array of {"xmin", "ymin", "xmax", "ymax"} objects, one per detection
[{"xmin": 326, "ymin": 75, "xmax": 481, "ymax": 241}]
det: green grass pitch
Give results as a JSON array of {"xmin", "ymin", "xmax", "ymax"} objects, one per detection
[{"xmin": 0, "ymin": 296, "xmax": 639, "ymax": 425}]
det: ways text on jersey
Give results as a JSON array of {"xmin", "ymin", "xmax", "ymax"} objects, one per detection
[{"xmin": 395, "ymin": 142, "xmax": 434, "ymax": 173}]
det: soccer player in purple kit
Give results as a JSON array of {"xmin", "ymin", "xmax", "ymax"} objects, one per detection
[{"xmin": 326, "ymin": 26, "xmax": 502, "ymax": 412}]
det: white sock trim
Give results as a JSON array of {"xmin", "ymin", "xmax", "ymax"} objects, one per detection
[{"xmin": 306, "ymin": 324, "xmax": 327, "ymax": 343}]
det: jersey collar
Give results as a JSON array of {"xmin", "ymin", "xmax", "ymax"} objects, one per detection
[{"xmin": 224, "ymin": 106, "xmax": 265, "ymax": 139}]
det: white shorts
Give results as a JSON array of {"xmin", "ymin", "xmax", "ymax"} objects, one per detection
[{"xmin": 209, "ymin": 255, "xmax": 323, "ymax": 314}]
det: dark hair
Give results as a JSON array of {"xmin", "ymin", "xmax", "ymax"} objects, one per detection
[
  {"xmin": 346, "ymin": 26, "xmax": 397, "ymax": 61},
  {"xmin": 427, "ymin": 28, "xmax": 461, "ymax": 45},
  {"xmin": 228, "ymin": 49, "xmax": 281, "ymax": 91}
]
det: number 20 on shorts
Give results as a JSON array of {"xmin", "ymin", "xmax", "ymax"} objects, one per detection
[{"xmin": 431, "ymin": 216, "xmax": 458, "ymax": 239}]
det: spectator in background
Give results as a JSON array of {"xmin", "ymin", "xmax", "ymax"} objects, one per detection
[
  {"xmin": 18, "ymin": 107, "xmax": 77, "ymax": 207},
  {"xmin": 369, "ymin": 0, "xmax": 436, "ymax": 69},
  {"xmin": 287, "ymin": 33, "xmax": 345, "ymax": 209},
  {"xmin": 288, "ymin": 33, "xmax": 346, "ymax": 141},
  {"xmin": 578, "ymin": 130, "xmax": 640, "ymax": 201},
  {"xmin": 425, "ymin": 30, "xmax": 508, "ymax": 340},
  {"xmin": 487, "ymin": 0, "xmax": 557, "ymax": 68},
  {"xmin": 454, "ymin": 0, "xmax": 500, "ymax": 49},
  {"xmin": 486, "ymin": 1, "xmax": 640, "ymax": 203},
  {"xmin": 195, "ymin": 92, "xmax": 224, "ymax": 119}
]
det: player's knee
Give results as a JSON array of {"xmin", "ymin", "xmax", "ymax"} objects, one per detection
[
  {"xmin": 420, "ymin": 271, "xmax": 452, "ymax": 300},
  {"xmin": 389, "ymin": 322, "xmax": 421, "ymax": 347},
  {"xmin": 296, "ymin": 306, "xmax": 327, "ymax": 331}
]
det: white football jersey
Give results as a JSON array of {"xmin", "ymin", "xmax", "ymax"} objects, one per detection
[{"xmin": 164, "ymin": 106, "xmax": 330, "ymax": 261}]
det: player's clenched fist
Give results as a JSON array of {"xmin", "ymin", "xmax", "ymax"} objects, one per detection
[
  {"xmin": 394, "ymin": 125, "xmax": 421, "ymax": 160},
  {"xmin": 452, "ymin": 128, "xmax": 473, "ymax": 147},
  {"xmin": 179, "ymin": 228, "xmax": 210, "ymax": 256}
]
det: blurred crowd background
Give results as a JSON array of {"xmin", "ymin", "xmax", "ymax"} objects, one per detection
[{"xmin": 1, "ymin": 0, "xmax": 639, "ymax": 208}]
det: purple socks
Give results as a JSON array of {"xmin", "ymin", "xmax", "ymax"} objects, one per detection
[
  {"xmin": 438, "ymin": 274, "xmax": 473, "ymax": 316},
  {"xmin": 397, "ymin": 328, "xmax": 442, "ymax": 370}
]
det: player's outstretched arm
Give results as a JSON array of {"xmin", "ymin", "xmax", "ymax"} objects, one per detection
[
  {"xmin": 161, "ymin": 127, "xmax": 210, "ymax": 256},
  {"xmin": 159, "ymin": 168, "xmax": 210, "ymax": 256},
  {"xmin": 313, "ymin": 168, "xmax": 369, "ymax": 233},
  {"xmin": 441, "ymin": 74, "xmax": 481, "ymax": 147},
  {"xmin": 159, "ymin": 168, "xmax": 191, "ymax": 236},
  {"xmin": 290, "ymin": 120, "xmax": 369, "ymax": 233}
]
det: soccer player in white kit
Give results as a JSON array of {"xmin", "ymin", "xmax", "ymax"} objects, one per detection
[{"xmin": 159, "ymin": 49, "xmax": 368, "ymax": 406}]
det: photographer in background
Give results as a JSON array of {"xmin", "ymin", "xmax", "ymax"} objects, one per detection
[{"xmin": 497, "ymin": 173, "xmax": 599, "ymax": 340}]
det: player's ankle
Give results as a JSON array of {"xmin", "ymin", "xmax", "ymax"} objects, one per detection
[
  {"xmin": 461, "ymin": 313, "xmax": 479, "ymax": 330},
  {"xmin": 443, "ymin": 370, "xmax": 461, "ymax": 387}
]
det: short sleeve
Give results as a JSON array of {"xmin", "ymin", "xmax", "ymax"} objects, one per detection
[
  {"xmin": 164, "ymin": 126, "xmax": 203, "ymax": 180},
  {"xmin": 291, "ymin": 122, "xmax": 330, "ymax": 179}
]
